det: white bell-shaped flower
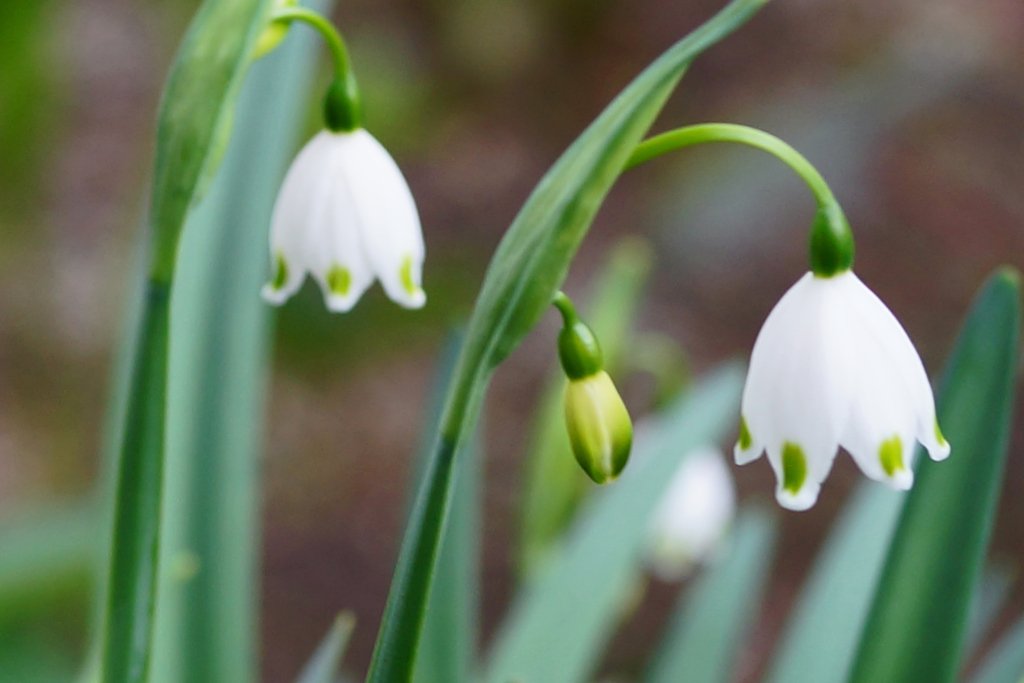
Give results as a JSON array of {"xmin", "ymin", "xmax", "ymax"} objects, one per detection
[
  {"xmin": 735, "ymin": 271, "xmax": 949, "ymax": 511},
  {"xmin": 262, "ymin": 128, "xmax": 426, "ymax": 312},
  {"xmin": 647, "ymin": 447, "xmax": 736, "ymax": 581}
]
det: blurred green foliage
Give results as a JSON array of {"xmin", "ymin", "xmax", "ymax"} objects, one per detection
[{"xmin": 0, "ymin": 0, "xmax": 54, "ymax": 223}]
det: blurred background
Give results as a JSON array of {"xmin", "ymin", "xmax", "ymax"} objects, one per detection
[{"xmin": 0, "ymin": 0, "xmax": 1022, "ymax": 681}]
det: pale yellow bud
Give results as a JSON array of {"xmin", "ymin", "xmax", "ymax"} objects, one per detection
[{"xmin": 564, "ymin": 371, "xmax": 633, "ymax": 484}]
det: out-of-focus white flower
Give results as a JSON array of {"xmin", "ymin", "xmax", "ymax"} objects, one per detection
[
  {"xmin": 262, "ymin": 129, "xmax": 425, "ymax": 312},
  {"xmin": 735, "ymin": 270, "xmax": 949, "ymax": 511},
  {"xmin": 647, "ymin": 447, "xmax": 736, "ymax": 581}
]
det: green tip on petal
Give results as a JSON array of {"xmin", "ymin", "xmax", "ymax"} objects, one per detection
[
  {"xmin": 934, "ymin": 420, "xmax": 948, "ymax": 448},
  {"xmin": 272, "ymin": 252, "xmax": 289, "ymax": 291},
  {"xmin": 738, "ymin": 415, "xmax": 753, "ymax": 451},
  {"xmin": 327, "ymin": 264, "xmax": 352, "ymax": 296},
  {"xmin": 400, "ymin": 254, "xmax": 420, "ymax": 298},
  {"xmin": 879, "ymin": 434, "xmax": 904, "ymax": 478},
  {"xmin": 782, "ymin": 441, "xmax": 807, "ymax": 495}
]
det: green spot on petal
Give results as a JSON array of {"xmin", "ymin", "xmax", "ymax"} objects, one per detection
[
  {"xmin": 782, "ymin": 442, "xmax": 807, "ymax": 495},
  {"xmin": 879, "ymin": 434, "xmax": 904, "ymax": 477},
  {"xmin": 400, "ymin": 255, "xmax": 418, "ymax": 297},
  {"xmin": 272, "ymin": 252, "xmax": 288, "ymax": 291},
  {"xmin": 738, "ymin": 415, "xmax": 753, "ymax": 450},
  {"xmin": 934, "ymin": 419, "xmax": 948, "ymax": 447},
  {"xmin": 327, "ymin": 265, "xmax": 351, "ymax": 296}
]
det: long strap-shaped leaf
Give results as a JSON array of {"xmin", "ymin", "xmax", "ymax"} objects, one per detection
[
  {"xmin": 147, "ymin": 3, "xmax": 328, "ymax": 682},
  {"xmin": 363, "ymin": 2, "xmax": 770, "ymax": 682},
  {"xmin": 846, "ymin": 267, "xmax": 1021, "ymax": 683},
  {"xmin": 645, "ymin": 507, "xmax": 777, "ymax": 683},
  {"xmin": 99, "ymin": 1, "xmax": 272, "ymax": 682}
]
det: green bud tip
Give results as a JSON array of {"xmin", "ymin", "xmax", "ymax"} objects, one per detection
[
  {"xmin": 553, "ymin": 292, "xmax": 604, "ymax": 380},
  {"xmin": 809, "ymin": 201, "xmax": 855, "ymax": 277},
  {"xmin": 323, "ymin": 74, "xmax": 363, "ymax": 133},
  {"xmin": 564, "ymin": 371, "xmax": 633, "ymax": 484}
]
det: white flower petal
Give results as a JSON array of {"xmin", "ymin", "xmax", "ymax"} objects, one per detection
[
  {"xmin": 305, "ymin": 135, "xmax": 375, "ymax": 312},
  {"xmin": 262, "ymin": 131, "xmax": 335, "ymax": 305},
  {"xmin": 337, "ymin": 130, "xmax": 426, "ymax": 309},
  {"xmin": 740, "ymin": 273, "xmax": 848, "ymax": 509},
  {"xmin": 648, "ymin": 447, "xmax": 735, "ymax": 580}
]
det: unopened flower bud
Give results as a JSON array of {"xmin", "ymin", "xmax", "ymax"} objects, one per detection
[{"xmin": 564, "ymin": 370, "xmax": 633, "ymax": 484}]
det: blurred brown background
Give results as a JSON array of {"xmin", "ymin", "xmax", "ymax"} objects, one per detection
[{"xmin": 0, "ymin": 0, "xmax": 1022, "ymax": 680}]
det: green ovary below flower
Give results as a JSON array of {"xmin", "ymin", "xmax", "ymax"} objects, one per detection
[
  {"xmin": 564, "ymin": 371, "xmax": 633, "ymax": 485},
  {"xmin": 734, "ymin": 270, "xmax": 950, "ymax": 511},
  {"xmin": 262, "ymin": 129, "xmax": 426, "ymax": 312}
]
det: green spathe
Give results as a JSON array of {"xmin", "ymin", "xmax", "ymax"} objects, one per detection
[{"xmin": 564, "ymin": 371, "xmax": 633, "ymax": 484}]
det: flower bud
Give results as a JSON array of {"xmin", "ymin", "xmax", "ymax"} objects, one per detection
[{"xmin": 564, "ymin": 370, "xmax": 633, "ymax": 484}]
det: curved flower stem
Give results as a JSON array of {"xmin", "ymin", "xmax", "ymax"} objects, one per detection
[
  {"xmin": 627, "ymin": 123, "xmax": 832, "ymax": 204},
  {"xmin": 552, "ymin": 291, "xmax": 579, "ymax": 326},
  {"xmin": 270, "ymin": 7, "xmax": 362, "ymax": 130},
  {"xmin": 627, "ymin": 123, "xmax": 854, "ymax": 275},
  {"xmin": 270, "ymin": 7, "xmax": 352, "ymax": 81}
]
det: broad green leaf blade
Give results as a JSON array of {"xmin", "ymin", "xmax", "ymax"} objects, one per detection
[
  {"xmin": 483, "ymin": 365, "xmax": 744, "ymax": 683},
  {"xmin": 148, "ymin": 4, "xmax": 329, "ymax": 683},
  {"xmin": 519, "ymin": 238, "xmax": 653, "ymax": 577},
  {"xmin": 296, "ymin": 613, "xmax": 357, "ymax": 683},
  {"xmin": 365, "ymin": 3, "xmax": 770, "ymax": 681},
  {"xmin": 645, "ymin": 507, "xmax": 777, "ymax": 683},
  {"xmin": 847, "ymin": 267, "xmax": 1021, "ymax": 683},
  {"xmin": 99, "ymin": 1, "xmax": 273, "ymax": 681},
  {"xmin": 763, "ymin": 482, "xmax": 905, "ymax": 683},
  {"xmin": 413, "ymin": 339, "xmax": 481, "ymax": 683},
  {"xmin": 970, "ymin": 618, "xmax": 1024, "ymax": 683},
  {"xmin": 148, "ymin": 0, "xmax": 275, "ymax": 283}
]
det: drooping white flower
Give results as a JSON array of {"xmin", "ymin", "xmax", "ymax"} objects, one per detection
[
  {"xmin": 647, "ymin": 447, "xmax": 736, "ymax": 581},
  {"xmin": 262, "ymin": 128, "xmax": 426, "ymax": 312},
  {"xmin": 735, "ymin": 271, "xmax": 949, "ymax": 511}
]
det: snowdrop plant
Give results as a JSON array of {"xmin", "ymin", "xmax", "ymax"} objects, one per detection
[{"xmin": 75, "ymin": 0, "xmax": 1021, "ymax": 683}]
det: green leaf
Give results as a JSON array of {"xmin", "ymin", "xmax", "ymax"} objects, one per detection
[
  {"xmin": 412, "ymin": 339, "xmax": 481, "ymax": 683},
  {"xmin": 364, "ymin": 2, "xmax": 770, "ymax": 681},
  {"xmin": 149, "ymin": 0, "xmax": 275, "ymax": 283},
  {"xmin": 296, "ymin": 613, "xmax": 357, "ymax": 683},
  {"xmin": 0, "ymin": 502, "xmax": 97, "ymax": 624},
  {"xmin": 147, "ymin": 4, "xmax": 329, "ymax": 683},
  {"xmin": 847, "ymin": 267, "xmax": 1022, "ymax": 683},
  {"xmin": 763, "ymin": 482, "xmax": 905, "ymax": 683},
  {"xmin": 645, "ymin": 507, "xmax": 777, "ymax": 683},
  {"xmin": 98, "ymin": 1, "xmax": 273, "ymax": 682},
  {"xmin": 483, "ymin": 365, "xmax": 744, "ymax": 683},
  {"xmin": 969, "ymin": 618, "xmax": 1024, "ymax": 683},
  {"xmin": 519, "ymin": 237, "xmax": 653, "ymax": 578}
]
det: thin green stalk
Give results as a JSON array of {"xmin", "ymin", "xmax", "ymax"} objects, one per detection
[
  {"xmin": 627, "ymin": 123, "xmax": 854, "ymax": 275},
  {"xmin": 269, "ymin": 7, "xmax": 351, "ymax": 79},
  {"xmin": 100, "ymin": 280, "xmax": 171, "ymax": 683},
  {"xmin": 627, "ymin": 123, "xmax": 834, "ymax": 203}
]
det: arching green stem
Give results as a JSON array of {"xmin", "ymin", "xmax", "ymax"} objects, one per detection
[
  {"xmin": 628, "ymin": 123, "xmax": 854, "ymax": 276},
  {"xmin": 553, "ymin": 291, "xmax": 603, "ymax": 381},
  {"xmin": 270, "ymin": 7, "xmax": 362, "ymax": 131}
]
